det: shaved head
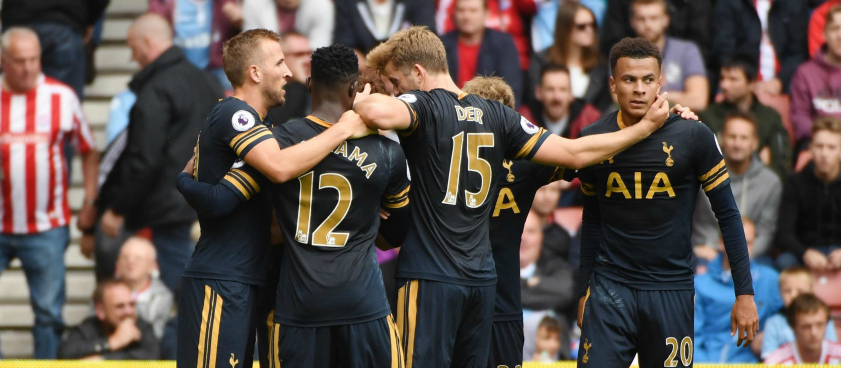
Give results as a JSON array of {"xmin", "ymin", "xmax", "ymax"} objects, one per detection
[{"xmin": 127, "ymin": 13, "xmax": 173, "ymax": 68}]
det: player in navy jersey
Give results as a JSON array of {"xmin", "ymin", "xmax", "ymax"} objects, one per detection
[
  {"xmin": 174, "ymin": 30, "xmax": 370, "ymax": 368},
  {"xmin": 356, "ymin": 27, "xmax": 673, "ymax": 367},
  {"xmin": 178, "ymin": 45, "xmax": 409, "ymax": 367},
  {"xmin": 574, "ymin": 38, "xmax": 759, "ymax": 368}
]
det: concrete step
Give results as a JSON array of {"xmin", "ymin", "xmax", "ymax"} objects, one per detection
[
  {"xmin": 82, "ymin": 100, "xmax": 111, "ymax": 129},
  {"xmin": 95, "ymin": 46, "xmax": 139, "ymax": 73},
  {"xmin": 102, "ymin": 19, "xmax": 133, "ymax": 43},
  {"xmin": 7, "ymin": 243, "xmax": 95, "ymax": 271},
  {"xmin": 0, "ymin": 304, "xmax": 90, "ymax": 328},
  {"xmin": 85, "ymin": 74, "xmax": 132, "ymax": 99},
  {"xmin": 105, "ymin": 0, "xmax": 149, "ymax": 16},
  {"xmin": 0, "ymin": 270, "xmax": 96, "ymax": 303},
  {"xmin": 0, "ymin": 330, "xmax": 32, "ymax": 358}
]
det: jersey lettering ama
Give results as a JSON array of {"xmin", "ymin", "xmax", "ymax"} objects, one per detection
[
  {"xmin": 490, "ymin": 159, "xmax": 564, "ymax": 320},
  {"xmin": 271, "ymin": 116, "xmax": 411, "ymax": 327},
  {"xmin": 395, "ymin": 89, "xmax": 550, "ymax": 286},
  {"xmin": 578, "ymin": 111, "xmax": 729, "ymax": 290},
  {"xmin": 185, "ymin": 97, "xmax": 274, "ymax": 285}
]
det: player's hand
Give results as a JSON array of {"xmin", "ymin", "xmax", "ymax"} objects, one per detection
[
  {"xmin": 669, "ymin": 104, "xmax": 699, "ymax": 121},
  {"xmin": 108, "ymin": 318, "xmax": 141, "ymax": 350},
  {"xmin": 337, "ymin": 110, "xmax": 376, "ymax": 139},
  {"xmin": 183, "ymin": 155, "xmax": 196, "ymax": 176},
  {"xmin": 803, "ymin": 248, "xmax": 830, "ymax": 271},
  {"xmin": 380, "ymin": 209, "xmax": 391, "ymax": 220},
  {"xmin": 354, "ymin": 83, "xmax": 372, "ymax": 106},
  {"xmin": 828, "ymin": 248, "xmax": 841, "ymax": 270},
  {"xmin": 101, "ymin": 209, "xmax": 124, "ymax": 238},
  {"xmin": 80, "ymin": 234, "xmax": 95, "ymax": 259},
  {"xmin": 640, "ymin": 93, "xmax": 670, "ymax": 131},
  {"xmin": 577, "ymin": 296, "xmax": 587, "ymax": 328},
  {"xmin": 731, "ymin": 294, "xmax": 758, "ymax": 348}
]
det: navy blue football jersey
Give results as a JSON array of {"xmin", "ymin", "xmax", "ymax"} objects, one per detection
[
  {"xmin": 271, "ymin": 116, "xmax": 411, "ymax": 327},
  {"xmin": 394, "ymin": 90, "xmax": 551, "ymax": 286},
  {"xmin": 489, "ymin": 159, "xmax": 564, "ymax": 321},
  {"xmin": 183, "ymin": 97, "xmax": 274, "ymax": 285},
  {"xmin": 578, "ymin": 111, "xmax": 729, "ymax": 290}
]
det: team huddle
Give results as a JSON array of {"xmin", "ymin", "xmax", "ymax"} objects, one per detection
[{"xmin": 174, "ymin": 26, "xmax": 759, "ymax": 368}]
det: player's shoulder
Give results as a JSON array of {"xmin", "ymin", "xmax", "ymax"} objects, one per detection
[
  {"xmin": 272, "ymin": 116, "xmax": 323, "ymax": 143},
  {"xmin": 580, "ymin": 110, "xmax": 620, "ymax": 137},
  {"xmin": 210, "ymin": 97, "xmax": 262, "ymax": 129}
]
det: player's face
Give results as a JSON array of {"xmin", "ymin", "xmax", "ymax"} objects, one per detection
[
  {"xmin": 719, "ymin": 67, "xmax": 751, "ymax": 103},
  {"xmin": 280, "ymin": 35, "xmax": 312, "ymax": 85},
  {"xmin": 519, "ymin": 212, "xmax": 544, "ymax": 266},
  {"xmin": 97, "ymin": 285, "xmax": 137, "ymax": 329},
  {"xmin": 384, "ymin": 61, "xmax": 421, "ymax": 95},
  {"xmin": 794, "ymin": 310, "xmax": 829, "ymax": 353},
  {"xmin": 810, "ymin": 130, "xmax": 841, "ymax": 177},
  {"xmin": 825, "ymin": 14, "xmax": 841, "ymax": 59},
  {"xmin": 536, "ymin": 71, "xmax": 574, "ymax": 122},
  {"xmin": 534, "ymin": 326, "xmax": 561, "ymax": 357},
  {"xmin": 610, "ymin": 57, "xmax": 662, "ymax": 119},
  {"xmin": 571, "ymin": 8, "xmax": 596, "ymax": 48},
  {"xmin": 721, "ymin": 118, "xmax": 758, "ymax": 165},
  {"xmin": 260, "ymin": 39, "xmax": 293, "ymax": 107},
  {"xmin": 630, "ymin": 3, "xmax": 669, "ymax": 43},
  {"xmin": 0, "ymin": 34, "xmax": 41, "ymax": 93},
  {"xmin": 454, "ymin": 0, "xmax": 486, "ymax": 36},
  {"xmin": 779, "ymin": 274, "xmax": 812, "ymax": 307}
]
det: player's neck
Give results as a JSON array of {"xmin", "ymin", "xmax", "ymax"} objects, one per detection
[
  {"xmin": 618, "ymin": 108, "xmax": 643, "ymax": 127},
  {"xmin": 310, "ymin": 99, "xmax": 347, "ymax": 125},
  {"xmin": 232, "ymin": 86, "xmax": 268, "ymax": 119},
  {"xmin": 424, "ymin": 73, "xmax": 463, "ymax": 95},
  {"xmin": 798, "ymin": 342, "xmax": 823, "ymax": 363}
]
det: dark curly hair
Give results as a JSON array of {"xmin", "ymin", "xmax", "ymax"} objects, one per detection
[
  {"xmin": 609, "ymin": 37, "xmax": 662, "ymax": 74},
  {"xmin": 310, "ymin": 44, "xmax": 359, "ymax": 87}
]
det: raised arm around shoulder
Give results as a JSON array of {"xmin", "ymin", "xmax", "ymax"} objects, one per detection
[
  {"xmin": 243, "ymin": 111, "xmax": 365, "ymax": 183},
  {"xmin": 353, "ymin": 94, "xmax": 413, "ymax": 131}
]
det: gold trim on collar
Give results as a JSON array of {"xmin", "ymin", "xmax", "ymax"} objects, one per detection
[
  {"xmin": 617, "ymin": 111, "xmax": 628, "ymax": 130},
  {"xmin": 306, "ymin": 115, "xmax": 333, "ymax": 128}
]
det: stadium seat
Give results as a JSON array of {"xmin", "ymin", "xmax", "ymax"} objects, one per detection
[
  {"xmin": 812, "ymin": 270, "xmax": 841, "ymax": 318},
  {"xmin": 754, "ymin": 92, "xmax": 795, "ymax": 147}
]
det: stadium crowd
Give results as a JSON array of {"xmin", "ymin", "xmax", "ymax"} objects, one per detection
[{"xmin": 0, "ymin": 0, "xmax": 839, "ymax": 365}]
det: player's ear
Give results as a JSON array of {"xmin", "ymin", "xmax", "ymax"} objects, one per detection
[
  {"xmin": 609, "ymin": 76, "xmax": 616, "ymax": 95},
  {"xmin": 349, "ymin": 80, "xmax": 358, "ymax": 98},
  {"xmin": 250, "ymin": 65, "xmax": 261, "ymax": 84}
]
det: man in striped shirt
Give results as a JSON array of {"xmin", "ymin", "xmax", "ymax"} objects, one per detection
[{"xmin": 0, "ymin": 27, "xmax": 99, "ymax": 358}]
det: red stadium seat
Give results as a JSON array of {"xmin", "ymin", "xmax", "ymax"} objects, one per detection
[
  {"xmin": 755, "ymin": 93, "xmax": 796, "ymax": 147},
  {"xmin": 812, "ymin": 270, "xmax": 841, "ymax": 318}
]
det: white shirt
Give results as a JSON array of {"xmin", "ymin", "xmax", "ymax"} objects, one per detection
[
  {"xmin": 368, "ymin": 0, "xmax": 394, "ymax": 40},
  {"xmin": 755, "ymin": 0, "xmax": 778, "ymax": 81},
  {"xmin": 569, "ymin": 66, "xmax": 590, "ymax": 99},
  {"xmin": 542, "ymin": 114, "xmax": 569, "ymax": 136},
  {"xmin": 764, "ymin": 340, "xmax": 841, "ymax": 365}
]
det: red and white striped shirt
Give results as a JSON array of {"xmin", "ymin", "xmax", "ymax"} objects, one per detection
[
  {"xmin": 0, "ymin": 75, "xmax": 95, "ymax": 234},
  {"xmin": 764, "ymin": 340, "xmax": 841, "ymax": 365}
]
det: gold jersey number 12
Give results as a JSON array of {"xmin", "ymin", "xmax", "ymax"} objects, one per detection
[{"xmin": 295, "ymin": 171, "xmax": 352, "ymax": 247}]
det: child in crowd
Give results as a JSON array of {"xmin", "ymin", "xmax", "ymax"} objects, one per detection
[{"xmin": 532, "ymin": 315, "xmax": 563, "ymax": 363}]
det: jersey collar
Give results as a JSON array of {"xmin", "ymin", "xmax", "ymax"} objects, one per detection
[{"xmin": 617, "ymin": 110, "xmax": 628, "ymax": 130}]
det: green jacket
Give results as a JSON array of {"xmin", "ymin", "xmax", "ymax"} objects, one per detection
[{"xmin": 699, "ymin": 99, "xmax": 792, "ymax": 182}]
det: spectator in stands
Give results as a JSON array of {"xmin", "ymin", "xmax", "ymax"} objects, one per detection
[
  {"xmin": 0, "ymin": 27, "xmax": 99, "ymax": 359},
  {"xmin": 531, "ymin": 181, "xmax": 573, "ymax": 262},
  {"xmin": 694, "ymin": 217, "xmax": 783, "ymax": 363},
  {"xmin": 764, "ymin": 293, "xmax": 841, "ymax": 364},
  {"xmin": 809, "ymin": 0, "xmax": 841, "ymax": 57},
  {"xmin": 241, "ymin": 0, "xmax": 334, "ymax": 49},
  {"xmin": 57, "ymin": 279, "xmax": 160, "ymax": 360},
  {"xmin": 99, "ymin": 14, "xmax": 223, "ymax": 298},
  {"xmin": 530, "ymin": 1, "xmax": 611, "ymax": 113},
  {"xmin": 520, "ymin": 210, "xmax": 575, "ymax": 317},
  {"xmin": 442, "ymin": 0, "xmax": 522, "ymax": 105},
  {"xmin": 629, "ymin": 0, "xmax": 708, "ymax": 111},
  {"xmin": 266, "ymin": 32, "xmax": 312, "ymax": 125},
  {"xmin": 532, "ymin": 0, "xmax": 605, "ymax": 54},
  {"xmin": 114, "ymin": 237, "xmax": 173, "ymax": 339},
  {"xmin": 792, "ymin": 5, "xmax": 841, "ymax": 150},
  {"xmin": 0, "ymin": 0, "xmax": 109, "ymax": 98},
  {"xmin": 711, "ymin": 0, "xmax": 808, "ymax": 96},
  {"xmin": 693, "ymin": 112, "xmax": 782, "ymax": 265},
  {"xmin": 775, "ymin": 116, "xmax": 841, "ymax": 271},
  {"xmin": 529, "ymin": 64, "xmax": 601, "ymax": 139},
  {"xmin": 149, "ymin": 0, "xmax": 241, "ymax": 89},
  {"xmin": 333, "ymin": 0, "xmax": 434, "ymax": 54},
  {"xmin": 530, "ymin": 315, "xmax": 563, "ymax": 362},
  {"xmin": 760, "ymin": 268, "xmax": 837, "ymax": 360},
  {"xmin": 599, "ymin": 0, "xmax": 711, "ymax": 66},
  {"xmin": 699, "ymin": 56, "xmax": 792, "ymax": 182}
]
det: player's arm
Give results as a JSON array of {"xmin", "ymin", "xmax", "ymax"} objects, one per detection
[
  {"xmin": 352, "ymin": 92, "xmax": 413, "ymax": 131},
  {"xmin": 530, "ymin": 95, "xmax": 670, "ymax": 169},
  {"xmin": 694, "ymin": 123, "xmax": 758, "ymax": 347},
  {"xmin": 175, "ymin": 162, "xmax": 263, "ymax": 217},
  {"xmin": 576, "ymin": 169, "xmax": 600, "ymax": 328},
  {"xmin": 378, "ymin": 143, "xmax": 412, "ymax": 247},
  {"xmin": 241, "ymin": 111, "xmax": 371, "ymax": 183}
]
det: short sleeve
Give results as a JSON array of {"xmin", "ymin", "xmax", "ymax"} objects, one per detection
[
  {"xmin": 220, "ymin": 162, "xmax": 268, "ymax": 201},
  {"xmin": 502, "ymin": 108, "xmax": 550, "ymax": 160},
  {"xmin": 693, "ymin": 122, "xmax": 729, "ymax": 193},
  {"xmin": 218, "ymin": 108, "xmax": 274, "ymax": 158},
  {"xmin": 395, "ymin": 91, "xmax": 434, "ymax": 137},
  {"xmin": 381, "ymin": 143, "xmax": 411, "ymax": 209}
]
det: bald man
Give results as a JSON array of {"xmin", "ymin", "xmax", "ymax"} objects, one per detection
[
  {"xmin": 0, "ymin": 26, "xmax": 99, "ymax": 359},
  {"xmin": 98, "ymin": 13, "xmax": 224, "ymax": 299},
  {"xmin": 115, "ymin": 237, "xmax": 173, "ymax": 339}
]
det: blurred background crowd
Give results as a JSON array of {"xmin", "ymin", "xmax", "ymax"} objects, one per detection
[{"xmin": 0, "ymin": 0, "xmax": 839, "ymax": 364}]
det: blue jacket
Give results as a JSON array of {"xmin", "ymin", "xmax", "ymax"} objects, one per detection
[
  {"xmin": 442, "ymin": 29, "xmax": 523, "ymax": 107},
  {"xmin": 694, "ymin": 255, "xmax": 783, "ymax": 363}
]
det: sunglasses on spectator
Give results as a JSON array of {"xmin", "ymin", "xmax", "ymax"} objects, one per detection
[{"xmin": 574, "ymin": 22, "xmax": 595, "ymax": 31}]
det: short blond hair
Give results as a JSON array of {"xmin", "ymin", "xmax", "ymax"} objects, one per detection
[
  {"xmin": 223, "ymin": 29, "xmax": 281, "ymax": 88},
  {"xmin": 462, "ymin": 76, "xmax": 516, "ymax": 109},
  {"xmin": 368, "ymin": 26, "xmax": 448, "ymax": 76}
]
